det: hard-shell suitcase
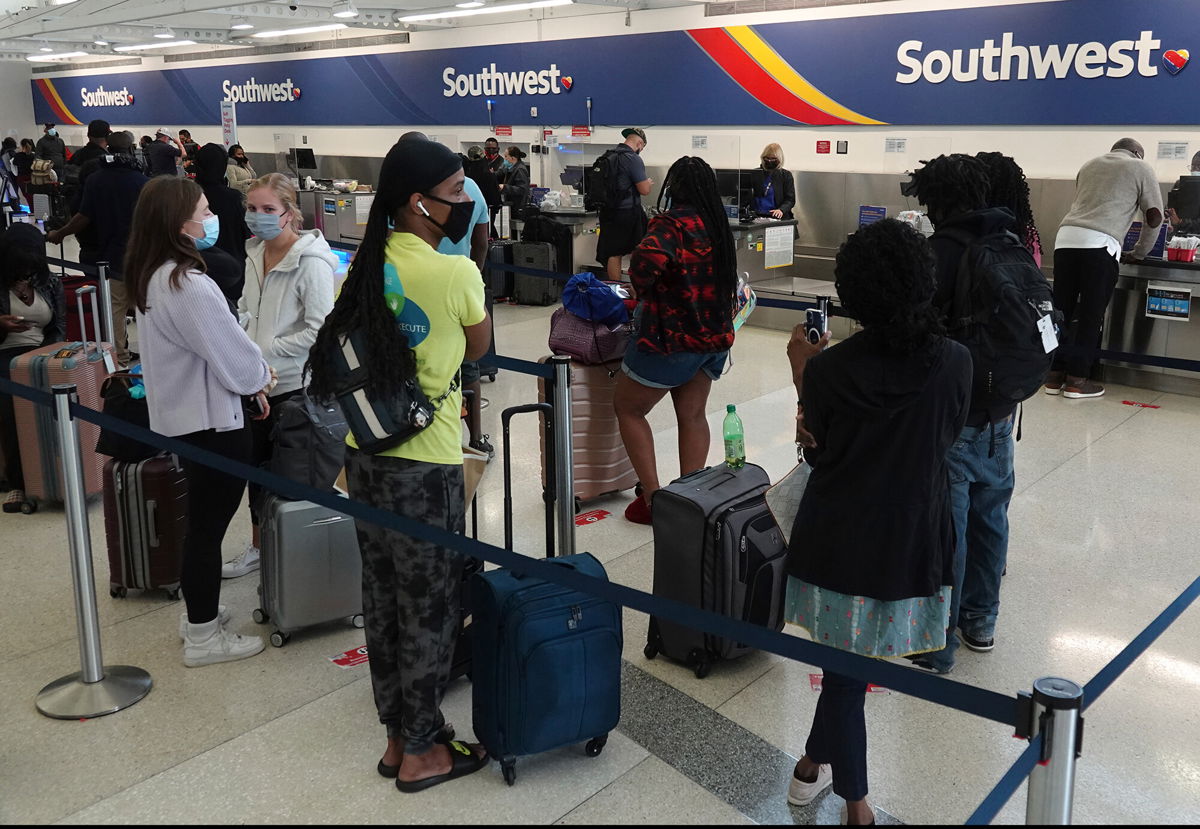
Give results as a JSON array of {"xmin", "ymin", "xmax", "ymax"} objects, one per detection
[
  {"xmin": 471, "ymin": 403, "xmax": 619, "ymax": 785},
  {"xmin": 254, "ymin": 494, "xmax": 365, "ymax": 647},
  {"xmin": 538, "ymin": 358, "xmax": 637, "ymax": 507},
  {"xmin": 645, "ymin": 463, "xmax": 789, "ymax": 679},
  {"xmin": 102, "ymin": 455, "xmax": 186, "ymax": 599},
  {"xmin": 61, "ymin": 273, "xmax": 97, "ymax": 344},
  {"xmin": 513, "ymin": 241, "xmax": 562, "ymax": 306},
  {"xmin": 486, "ymin": 240, "xmax": 517, "ymax": 300},
  {"xmin": 10, "ymin": 285, "xmax": 112, "ymax": 509}
]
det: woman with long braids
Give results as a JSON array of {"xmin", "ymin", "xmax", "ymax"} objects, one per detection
[
  {"xmin": 783, "ymin": 219, "xmax": 970, "ymax": 823},
  {"xmin": 614, "ymin": 156, "xmax": 738, "ymax": 525},
  {"xmin": 305, "ymin": 138, "xmax": 491, "ymax": 792},
  {"xmin": 975, "ymin": 151, "xmax": 1043, "ymax": 265}
]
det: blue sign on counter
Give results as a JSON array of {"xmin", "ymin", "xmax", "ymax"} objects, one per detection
[
  {"xmin": 1146, "ymin": 283, "xmax": 1191, "ymax": 320},
  {"xmin": 1124, "ymin": 222, "xmax": 1169, "ymax": 258},
  {"xmin": 859, "ymin": 206, "xmax": 887, "ymax": 227}
]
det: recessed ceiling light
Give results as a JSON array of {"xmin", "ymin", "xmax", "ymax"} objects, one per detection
[
  {"xmin": 113, "ymin": 39, "xmax": 197, "ymax": 51},
  {"xmin": 93, "ymin": 32, "xmax": 110, "ymax": 45},
  {"xmin": 27, "ymin": 51, "xmax": 87, "ymax": 61},
  {"xmin": 153, "ymin": 25, "xmax": 176, "ymax": 39},
  {"xmin": 38, "ymin": 41, "xmax": 53, "ymax": 52},
  {"xmin": 252, "ymin": 23, "xmax": 347, "ymax": 38},
  {"xmin": 456, "ymin": 1, "xmax": 485, "ymax": 8},
  {"xmin": 401, "ymin": 0, "xmax": 571, "ymax": 23},
  {"xmin": 332, "ymin": 1, "xmax": 359, "ymax": 18},
  {"xmin": 230, "ymin": 16, "xmax": 254, "ymax": 31}
]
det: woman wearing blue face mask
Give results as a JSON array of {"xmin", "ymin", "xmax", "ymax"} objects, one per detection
[{"xmin": 223, "ymin": 173, "xmax": 337, "ymax": 579}]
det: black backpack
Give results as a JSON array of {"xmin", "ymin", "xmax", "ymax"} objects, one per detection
[
  {"xmin": 266, "ymin": 391, "xmax": 349, "ymax": 493},
  {"xmin": 936, "ymin": 227, "xmax": 1062, "ymax": 410},
  {"xmin": 584, "ymin": 149, "xmax": 623, "ymax": 211}
]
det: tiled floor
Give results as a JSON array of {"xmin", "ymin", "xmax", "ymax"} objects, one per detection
[{"xmin": 3, "ymin": 279, "xmax": 1200, "ymax": 824}]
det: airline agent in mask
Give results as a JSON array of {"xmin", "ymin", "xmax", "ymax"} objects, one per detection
[
  {"xmin": 305, "ymin": 137, "xmax": 492, "ymax": 793},
  {"xmin": 751, "ymin": 143, "xmax": 796, "ymax": 220}
]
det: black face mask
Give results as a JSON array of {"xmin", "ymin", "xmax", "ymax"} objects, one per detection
[
  {"xmin": 763, "ymin": 159, "xmax": 780, "ymax": 170},
  {"xmin": 420, "ymin": 192, "xmax": 475, "ymax": 244}
]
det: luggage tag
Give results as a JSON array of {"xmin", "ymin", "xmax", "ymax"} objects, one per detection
[
  {"xmin": 1037, "ymin": 315, "xmax": 1058, "ymax": 354},
  {"xmin": 102, "ymin": 351, "xmax": 117, "ymax": 374}
]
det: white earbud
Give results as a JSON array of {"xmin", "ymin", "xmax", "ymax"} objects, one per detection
[{"xmin": 416, "ymin": 200, "xmax": 431, "ymax": 217}]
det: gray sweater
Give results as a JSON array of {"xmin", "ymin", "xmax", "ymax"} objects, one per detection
[
  {"xmin": 1059, "ymin": 149, "xmax": 1164, "ymax": 258},
  {"xmin": 137, "ymin": 264, "xmax": 271, "ymax": 437}
]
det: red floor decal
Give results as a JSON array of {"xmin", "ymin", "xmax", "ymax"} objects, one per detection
[
  {"xmin": 330, "ymin": 646, "xmax": 369, "ymax": 669},
  {"xmin": 576, "ymin": 509, "xmax": 611, "ymax": 526},
  {"xmin": 1122, "ymin": 400, "xmax": 1161, "ymax": 408}
]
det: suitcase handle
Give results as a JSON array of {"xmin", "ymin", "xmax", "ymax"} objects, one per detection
[
  {"xmin": 75, "ymin": 284, "xmax": 102, "ymax": 359},
  {"xmin": 146, "ymin": 499, "xmax": 159, "ymax": 547},
  {"xmin": 311, "ymin": 515, "xmax": 347, "ymax": 526}
]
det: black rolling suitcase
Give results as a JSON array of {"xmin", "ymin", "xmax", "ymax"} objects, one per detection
[
  {"xmin": 513, "ymin": 242, "xmax": 562, "ymax": 306},
  {"xmin": 645, "ymin": 463, "xmax": 789, "ymax": 678},
  {"xmin": 486, "ymin": 241, "xmax": 517, "ymax": 300}
]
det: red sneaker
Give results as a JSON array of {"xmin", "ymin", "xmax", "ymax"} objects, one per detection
[{"xmin": 624, "ymin": 495, "xmax": 652, "ymax": 525}]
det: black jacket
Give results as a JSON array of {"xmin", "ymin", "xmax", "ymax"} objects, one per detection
[
  {"xmin": 465, "ymin": 159, "xmax": 502, "ymax": 208},
  {"xmin": 35, "ymin": 135, "xmax": 66, "ymax": 171},
  {"xmin": 201, "ymin": 246, "xmax": 244, "ymax": 316},
  {"xmin": 200, "ymin": 183, "xmax": 249, "ymax": 264},
  {"xmin": 749, "ymin": 166, "xmax": 796, "ymax": 218},
  {"xmin": 929, "ymin": 207, "xmax": 1020, "ymax": 425},
  {"xmin": 0, "ymin": 275, "xmax": 66, "ymax": 347},
  {"xmin": 788, "ymin": 332, "xmax": 971, "ymax": 600},
  {"xmin": 503, "ymin": 161, "xmax": 530, "ymax": 207}
]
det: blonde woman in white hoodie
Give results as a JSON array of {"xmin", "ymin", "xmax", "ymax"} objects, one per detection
[{"xmin": 223, "ymin": 172, "xmax": 337, "ymax": 578}]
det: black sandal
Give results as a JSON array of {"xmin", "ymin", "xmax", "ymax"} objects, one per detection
[
  {"xmin": 376, "ymin": 724, "xmax": 456, "ymax": 778},
  {"xmin": 394, "ymin": 741, "xmax": 489, "ymax": 793}
]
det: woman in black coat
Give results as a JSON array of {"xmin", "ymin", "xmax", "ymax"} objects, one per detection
[
  {"xmin": 0, "ymin": 223, "xmax": 66, "ymax": 512},
  {"xmin": 500, "ymin": 146, "xmax": 530, "ymax": 209},
  {"xmin": 750, "ymin": 142, "xmax": 796, "ymax": 219}
]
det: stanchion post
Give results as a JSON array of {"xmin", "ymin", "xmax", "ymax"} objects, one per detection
[
  {"xmin": 1024, "ymin": 677, "xmax": 1084, "ymax": 825},
  {"xmin": 95, "ymin": 261, "xmax": 116, "ymax": 347},
  {"xmin": 35, "ymin": 384, "xmax": 152, "ymax": 720},
  {"xmin": 549, "ymin": 355, "xmax": 576, "ymax": 558}
]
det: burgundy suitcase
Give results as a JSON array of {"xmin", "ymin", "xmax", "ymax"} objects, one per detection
[
  {"xmin": 61, "ymin": 273, "xmax": 97, "ymax": 343},
  {"xmin": 10, "ymin": 286, "xmax": 112, "ymax": 509},
  {"xmin": 103, "ymin": 455, "xmax": 187, "ymax": 599},
  {"xmin": 538, "ymin": 357, "xmax": 638, "ymax": 508}
]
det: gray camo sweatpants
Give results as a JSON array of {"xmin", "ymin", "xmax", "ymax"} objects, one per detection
[{"xmin": 346, "ymin": 448, "xmax": 466, "ymax": 756}]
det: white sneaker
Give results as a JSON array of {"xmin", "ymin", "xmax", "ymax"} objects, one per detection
[
  {"xmin": 182, "ymin": 624, "xmax": 265, "ymax": 668},
  {"xmin": 221, "ymin": 543, "xmax": 260, "ymax": 579},
  {"xmin": 178, "ymin": 604, "xmax": 231, "ymax": 641},
  {"xmin": 787, "ymin": 763, "xmax": 832, "ymax": 806}
]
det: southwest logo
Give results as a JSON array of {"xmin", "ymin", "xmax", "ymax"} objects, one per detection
[
  {"xmin": 80, "ymin": 85, "xmax": 134, "ymax": 107},
  {"xmin": 560, "ymin": 76, "xmax": 573, "ymax": 91},
  {"xmin": 1163, "ymin": 49, "xmax": 1189, "ymax": 74},
  {"xmin": 221, "ymin": 77, "xmax": 299, "ymax": 104},
  {"xmin": 293, "ymin": 87, "xmax": 302, "ymax": 99},
  {"xmin": 443, "ymin": 64, "xmax": 565, "ymax": 97}
]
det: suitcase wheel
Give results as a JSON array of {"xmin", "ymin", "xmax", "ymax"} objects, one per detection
[
  {"xmin": 165, "ymin": 587, "xmax": 181, "ymax": 602},
  {"xmin": 252, "ymin": 608, "xmax": 268, "ymax": 624},
  {"xmin": 352, "ymin": 614, "xmax": 365, "ymax": 630},
  {"xmin": 585, "ymin": 736, "xmax": 607, "ymax": 757},
  {"xmin": 693, "ymin": 661, "xmax": 712, "ymax": 680},
  {"xmin": 574, "ymin": 496, "xmax": 582, "ymax": 515},
  {"xmin": 270, "ymin": 631, "xmax": 289, "ymax": 648},
  {"xmin": 643, "ymin": 642, "xmax": 658, "ymax": 661},
  {"xmin": 687, "ymin": 648, "xmax": 713, "ymax": 680},
  {"xmin": 19, "ymin": 499, "xmax": 36, "ymax": 515},
  {"xmin": 110, "ymin": 585, "xmax": 128, "ymax": 599},
  {"xmin": 501, "ymin": 759, "xmax": 516, "ymax": 787}
]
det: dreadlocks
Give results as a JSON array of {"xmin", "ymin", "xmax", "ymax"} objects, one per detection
[
  {"xmin": 975, "ymin": 151, "xmax": 1042, "ymax": 259},
  {"xmin": 905, "ymin": 154, "xmax": 990, "ymax": 226},
  {"xmin": 657, "ymin": 156, "xmax": 739, "ymax": 314}
]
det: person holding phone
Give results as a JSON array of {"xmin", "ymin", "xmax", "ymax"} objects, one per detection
[
  {"xmin": 0, "ymin": 223, "xmax": 65, "ymax": 514},
  {"xmin": 124, "ymin": 176, "xmax": 276, "ymax": 667}
]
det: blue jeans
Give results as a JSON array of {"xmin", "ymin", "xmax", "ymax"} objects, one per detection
[{"xmin": 922, "ymin": 417, "xmax": 1015, "ymax": 672}]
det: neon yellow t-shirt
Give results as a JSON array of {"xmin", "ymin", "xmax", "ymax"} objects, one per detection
[{"xmin": 346, "ymin": 231, "xmax": 486, "ymax": 465}]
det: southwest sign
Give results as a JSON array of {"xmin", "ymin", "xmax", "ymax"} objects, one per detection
[{"xmin": 30, "ymin": 0, "xmax": 1199, "ymax": 127}]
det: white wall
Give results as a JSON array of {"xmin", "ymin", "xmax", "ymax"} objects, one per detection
[
  {"xmin": 0, "ymin": 59, "xmax": 35, "ymax": 141},
  {"xmin": 24, "ymin": 0, "xmax": 1200, "ymax": 182}
]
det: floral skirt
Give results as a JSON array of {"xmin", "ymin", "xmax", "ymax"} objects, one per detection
[{"xmin": 784, "ymin": 577, "xmax": 951, "ymax": 659}]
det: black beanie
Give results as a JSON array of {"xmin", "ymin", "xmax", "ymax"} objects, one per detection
[
  {"xmin": 194, "ymin": 143, "xmax": 231, "ymax": 188},
  {"xmin": 379, "ymin": 138, "xmax": 463, "ymax": 210}
]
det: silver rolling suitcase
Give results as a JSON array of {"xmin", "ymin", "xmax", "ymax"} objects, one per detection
[{"xmin": 254, "ymin": 494, "xmax": 365, "ymax": 647}]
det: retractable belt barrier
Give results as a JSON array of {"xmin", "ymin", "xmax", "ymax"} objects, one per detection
[{"xmin": 13, "ymin": 252, "xmax": 1200, "ymax": 824}]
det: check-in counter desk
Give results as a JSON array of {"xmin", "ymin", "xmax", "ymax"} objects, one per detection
[
  {"xmin": 299, "ymin": 189, "xmax": 376, "ymax": 246},
  {"xmin": 1097, "ymin": 259, "xmax": 1200, "ymax": 396}
]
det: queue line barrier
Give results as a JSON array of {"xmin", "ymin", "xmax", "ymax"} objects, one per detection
[{"xmin": 6, "ymin": 255, "xmax": 1200, "ymax": 824}]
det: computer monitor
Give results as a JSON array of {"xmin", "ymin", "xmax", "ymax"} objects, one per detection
[
  {"xmin": 560, "ymin": 165, "xmax": 585, "ymax": 191},
  {"xmin": 713, "ymin": 169, "xmax": 742, "ymax": 204},
  {"xmin": 290, "ymin": 147, "xmax": 317, "ymax": 170}
]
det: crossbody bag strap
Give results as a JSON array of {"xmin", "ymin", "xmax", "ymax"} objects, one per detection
[{"xmin": 428, "ymin": 371, "xmax": 461, "ymax": 410}]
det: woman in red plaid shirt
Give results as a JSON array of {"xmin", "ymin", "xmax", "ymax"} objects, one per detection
[{"xmin": 614, "ymin": 156, "xmax": 739, "ymax": 524}]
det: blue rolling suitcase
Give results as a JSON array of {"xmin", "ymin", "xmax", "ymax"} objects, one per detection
[{"xmin": 468, "ymin": 405, "xmax": 622, "ymax": 786}]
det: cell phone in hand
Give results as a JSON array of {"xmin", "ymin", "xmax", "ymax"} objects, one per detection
[
  {"xmin": 247, "ymin": 395, "xmax": 267, "ymax": 418},
  {"xmin": 805, "ymin": 308, "xmax": 827, "ymax": 345}
]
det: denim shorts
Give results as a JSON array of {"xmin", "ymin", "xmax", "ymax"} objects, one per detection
[{"xmin": 621, "ymin": 346, "xmax": 728, "ymax": 389}]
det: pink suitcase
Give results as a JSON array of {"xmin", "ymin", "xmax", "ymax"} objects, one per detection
[
  {"xmin": 539, "ymin": 357, "xmax": 638, "ymax": 508},
  {"xmin": 10, "ymin": 285, "xmax": 112, "ymax": 509}
]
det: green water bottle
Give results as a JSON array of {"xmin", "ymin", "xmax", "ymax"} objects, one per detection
[{"xmin": 723, "ymin": 404, "xmax": 745, "ymax": 469}]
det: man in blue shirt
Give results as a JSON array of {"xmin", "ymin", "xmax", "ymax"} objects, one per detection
[{"xmin": 597, "ymin": 128, "xmax": 653, "ymax": 281}]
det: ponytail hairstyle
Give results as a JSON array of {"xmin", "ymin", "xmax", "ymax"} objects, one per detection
[
  {"xmin": 975, "ymin": 151, "xmax": 1042, "ymax": 258},
  {"xmin": 834, "ymin": 218, "xmax": 944, "ymax": 355},
  {"xmin": 305, "ymin": 144, "xmax": 424, "ymax": 401},
  {"xmin": 248, "ymin": 172, "xmax": 303, "ymax": 233},
  {"xmin": 656, "ymin": 156, "xmax": 739, "ymax": 316}
]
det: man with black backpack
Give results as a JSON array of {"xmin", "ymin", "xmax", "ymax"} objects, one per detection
[
  {"xmin": 901, "ymin": 154, "xmax": 1059, "ymax": 675},
  {"xmin": 589, "ymin": 127, "xmax": 653, "ymax": 281}
]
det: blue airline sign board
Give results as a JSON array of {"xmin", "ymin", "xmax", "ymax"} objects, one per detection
[{"xmin": 31, "ymin": 0, "xmax": 1199, "ymax": 128}]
